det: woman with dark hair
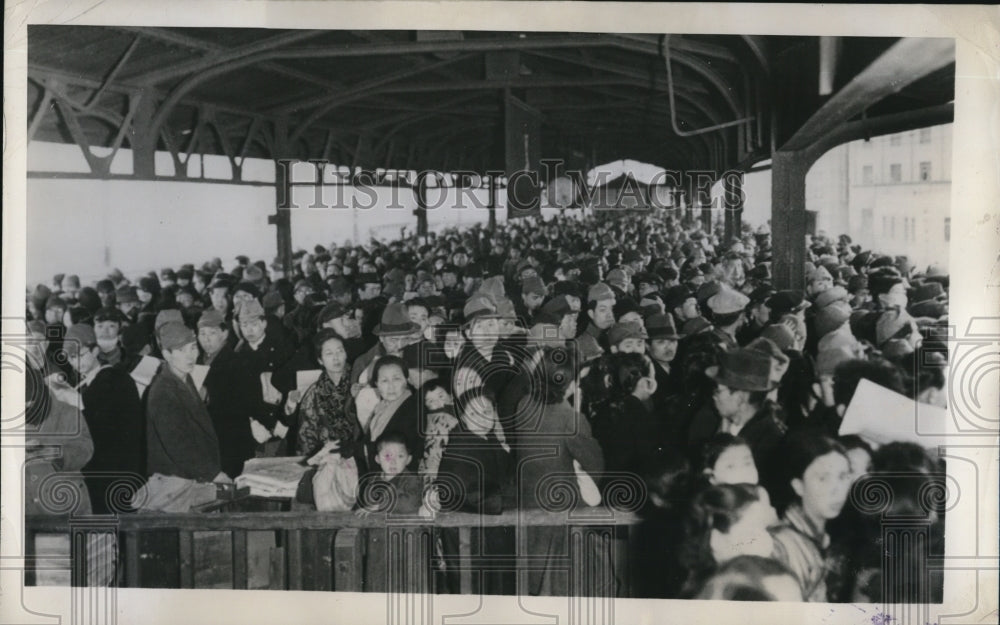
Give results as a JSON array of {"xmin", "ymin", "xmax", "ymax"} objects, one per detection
[
  {"xmin": 358, "ymin": 355, "xmax": 422, "ymax": 475},
  {"xmin": 664, "ymin": 331, "xmax": 725, "ymax": 444},
  {"xmin": 297, "ymin": 329, "xmax": 361, "ymax": 458},
  {"xmin": 770, "ymin": 431, "xmax": 852, "ymax": 602},
  {"xmin": 678, "ymin": 483, "xmax": 779, "ymax": 597},
  {"xmin": 590, "ymin": 352, "xmax": 664, "ymax": 480},
  {"xmin": 515, "ymin": 344, "xmax": 605, "ymax": 596}
]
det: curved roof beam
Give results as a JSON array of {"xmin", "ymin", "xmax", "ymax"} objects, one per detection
[
  {"xmin": 137, "ymin": 29, "xmax": 327, "ymax": 86},
  {"xmin": 601, "ymin": 35, "xmax": 743, "ymax": 116},
  {"xmin": 782, "ymin": 37, "xmax": 954, "ymax": 152}
]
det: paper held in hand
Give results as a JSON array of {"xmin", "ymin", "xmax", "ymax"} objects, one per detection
[
  {"xmin": 190, "ymin": 364, "xmax": 210, "ymax": 390},
  {"xmin": 296, "ymin": 369, "xmax": 322, "ymax": 392},
  {"xmin": 130, "ymin": 356, "xmax": 161, "ymax": 396},
  {"xmin": 839, "ymin": 378, "xmax": 960, "ymax": 449}
]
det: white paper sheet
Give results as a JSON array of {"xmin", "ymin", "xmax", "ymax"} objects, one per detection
[
  {"xmin": 296, "ymin": 369, "xmax": 322, "ymax": 392},
  {"xmin": 839, "ymin": 378, "xmax": 957, "ymax": 449}
]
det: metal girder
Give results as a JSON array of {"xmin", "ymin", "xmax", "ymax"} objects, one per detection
[
  {"xmin": 136, "ymin": 29, "xmax": 326, "ymax": 86},
  {"xmin": 740, "ymin": 35, "xmax": 770, "ymax": 76},
  {"xmin": 286, "ymin": 54, "xmax": 477, "ymax": 145},
  {"xmin": 29, "ymin": 64, "xmax": 259, "ymax": 123},
  {"xmin": 520, "ymin": 48, "xmax": 732, "ymax": 128},
  {"xmin": 370, "ymin": 94, "xmax": 484, "ymax": 152},
  {"xmin": 581, "ymin": 88, "xmax": 715, "ymax": 167},
  {"xmin": 48, "ymin": 84, "xmax": 140, "ymax": 177},
  {"xmin": 781, "ymin": 37, "xmax": 955, "ymax": 153},
  {"xmin": 805, "ymin": 103, "xmax": 953, "ymax": 164},
  {"xmin": 612, "ymin": 33, "xmax": 739, "ymax": 64},
  {"xmin": 600, "ymin": 35, "xmax": 744, "ymax": 116},
  {"xmin": 119, "ymin": 26, "xmax": 445, "ymax": 122},
  {"xmin": 27, "ymin": 87, "xmax": 55, "ymax": 143}
]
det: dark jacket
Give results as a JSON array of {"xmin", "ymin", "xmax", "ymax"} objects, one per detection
[
  {"xmin": 79, "ymin": 365, "xmax": 146, "ymax": 513},
  {"xmin": 202, "ymin": 343, "xmax": 261, "ymax": 478},
  {"xmin": 515, "ymin": 398, "xmax": 605, "ymax": 510},
  {"xmin": 436, "ymin": 424, "xmax": 512, "ymax": 515},
  {"xmin": 146, "ymin": 366, "xmax": 222, "ymax": 482},
  {"xmin": 591, "ymin": 395, "xmax": 664, "ymax": 481},
  {"xmin": 358, "ymin": 470, "xmax": 423, "ymax": 514},
  {"xmin": 453, "ymin": 342, "xmax": 515, "ymax": 403},
  {"xmin": 687, "ymin": 399, "xmax": 788, "ymax": 490}
]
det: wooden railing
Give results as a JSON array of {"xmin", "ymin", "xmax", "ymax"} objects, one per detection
[{"xmin": 25, "ymin": 508, "xmax": 642, "ymax": 596}]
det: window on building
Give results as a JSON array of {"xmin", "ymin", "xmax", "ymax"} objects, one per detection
[
  {"xmin": 891, "ymin": 216, "xmax": 896, "ymax": 238},
  {"xmin": 911, "ymin": 218, "xmax": 917, "ymax": 241},
  {"xmin": 903, "ymin": 217, "xmax": 909, "ymax": 242},
  {"xmin": 890, "ymin": 163, "xmax": 902, "ymax": 182},
  {"xmin": 882, "ymin": 216, "xmax": 888, "ymax": 237},
  {"xmin": 890, "ymin": 135, "xmax": 902, "ymax": 146},
  {"xmin": 920, "ymin": 162, "xmax": 931, "ymax": 181},
  {"xmin": 862, "ymin": 165, "xmax": 873, "ymax": 184},
  {"xmin": 944, "ymin": 217, "xmax": 951, "ymax": 242},
  {"xmin": 862, "ymin": 208, "xmax": 874, "ymax": 233},
  {"xmin": 920, "ymin": 128, "xmax": 932, "ymax": 144}
]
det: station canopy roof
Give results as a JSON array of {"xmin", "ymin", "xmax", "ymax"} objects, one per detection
[{"xmin": 28, "ymin": 27, "xmax": 955, "ymax": 178}]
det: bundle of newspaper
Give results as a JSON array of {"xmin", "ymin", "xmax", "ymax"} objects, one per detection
[{"xmin": 235, "ymin": 456, "xmax": 310, "ymax": 498}]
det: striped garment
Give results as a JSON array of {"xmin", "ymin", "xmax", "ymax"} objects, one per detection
[{"xmin": 771, "ymin": 503, "xmax": 832, "ymax": 602}]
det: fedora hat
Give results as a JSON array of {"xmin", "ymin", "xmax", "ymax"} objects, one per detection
[
  {"xmin": 705, "ymin": 349, "xmax": 775, "ymax": 392},
  {"xmin": 373, "ymin": 302, "xmax": 421, "ymax": 337}
]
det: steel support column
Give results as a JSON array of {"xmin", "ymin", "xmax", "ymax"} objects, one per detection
[
  {"xmin": 771, "ymin": 151, "xmax": 808, "ymax": 290},
  {"xmin": 415, "ymin": 179, "xmax": 429, "ymax": 238},
  {"xmin": 270, "ymin": 120, "xmax": 294, "ymax": 275},
  {"xmin": 131, "ymin": 90, "xmax": 158, "ymax": 178}
]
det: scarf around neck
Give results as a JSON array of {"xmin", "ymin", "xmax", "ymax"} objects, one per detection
[{"xmin": 368, "ymin": 388, "xmax": 412, "ymax": 442}]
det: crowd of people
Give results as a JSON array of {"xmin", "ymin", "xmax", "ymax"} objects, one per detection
[{"xmin": 23, "ymin": 209, "xmax": 950, "ymax": 601}]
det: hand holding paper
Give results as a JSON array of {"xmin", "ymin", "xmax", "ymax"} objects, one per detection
[
  {"xmin": 249, "ymin": 418, "xmax": 271, "ymax": 444},
  {"xmin": 295, "ymin": 369, "xmax": 322, "ymax": 393}
]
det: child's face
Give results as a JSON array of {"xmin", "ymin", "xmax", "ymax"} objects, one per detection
[
  {"xmin": 425, "ymin": 387, "xmax": 452, "ymax": 412},
  {"xmin": 462, "ymin": 397, "xmax": 496, "ymax": 438},
  {"xmin": 710, "ymin": 445, "xmax": 759, "ymax": 486},
  {"xmin": 375, "ymin": 442, "xmax": 411, "ymax": 477}
]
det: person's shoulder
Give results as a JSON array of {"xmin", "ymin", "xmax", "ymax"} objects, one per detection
[
  {"xmin": 93, "ymin": 365, "xmax": 137, "ymax": 391},
  {"xmin": 147, "ymin": 370, "xmax": 180, "ymax": 402}
]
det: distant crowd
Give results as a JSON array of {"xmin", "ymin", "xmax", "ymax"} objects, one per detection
[{"xmin": 24, "ymin": 211, "xmax": 950, "ymax": 601}]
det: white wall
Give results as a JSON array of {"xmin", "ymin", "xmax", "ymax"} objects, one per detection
[
  {"xmin": 26, "ymin": 142, "xmax": 506, "ymax": 286},
  {"xmin": 27, "ymin": 178, "xmax": 277, "ymax": 285}
]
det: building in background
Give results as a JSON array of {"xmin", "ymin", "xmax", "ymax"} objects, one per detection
[
  {"xmin": 741, "ymin": 123, "xmax": 952, "ymax": 270},
  {"xmin": 844, "ymin": 124, "xmax": 952, "ymax": 270}
]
